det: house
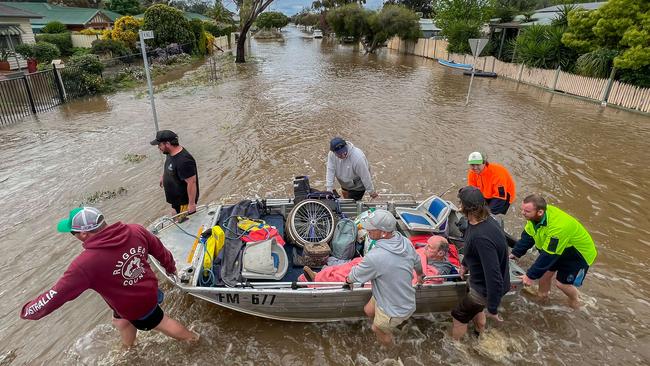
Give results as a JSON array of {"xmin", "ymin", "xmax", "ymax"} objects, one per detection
[
  {"xmin": 489, "ymin": 1, "xmax": 606, "ymax": 59},
  {"xmin": 419, "ymin": 18, "xmax": 441, "ymax": 38},
  {"xmin": 0, "ymin": 2, "xmax": 122, "ymax": 33},
  {"xmin": 0, "ymin": 3, "xmax": 41, "ymax": 70}
]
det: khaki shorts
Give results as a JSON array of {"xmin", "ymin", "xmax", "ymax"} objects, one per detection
[{"xmin": 370, "ymin": 297, "xmax": 410, "ymax": 333}]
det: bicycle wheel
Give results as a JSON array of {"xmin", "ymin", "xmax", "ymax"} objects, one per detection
[{"xmin": 287, "ymin": 199, "xmax": 336, "ymax": 247}]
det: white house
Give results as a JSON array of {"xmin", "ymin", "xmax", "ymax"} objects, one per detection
[{"xmin": 0, "ymin": 3, "xmax": 42, "ymax": 70}]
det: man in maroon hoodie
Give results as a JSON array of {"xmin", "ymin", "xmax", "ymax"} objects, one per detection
[{"xmin": 20, "ymin": 206, "xmax": 198, "ymax": 346}]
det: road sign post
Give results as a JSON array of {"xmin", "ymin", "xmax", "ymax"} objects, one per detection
[
  {"xmin": 465, "ymin": 38, "xmax": 489, "ymax": 106},
  {"xmin": 139, "ymin": 30, "xmax": 159, "ymax": 132}
]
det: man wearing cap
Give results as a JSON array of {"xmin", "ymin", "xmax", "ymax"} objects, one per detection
[
  {"xmin": 346, "ymin": 209, "xmax": 424, "ymax": 346},
  {"xmin": 467, "ymin": 152, "xmax": 516, "ymax": 215},
  {"xmin": 20, "ymin": 207, "xmax": 198, "ymax": 346},
  {"xmin": 326, "ymin": 137, "xmax": 378, "ymax": 201},
  {"xmin": 510, "ymin": 194, "xmax": 597, "ymax": 309},
  {"xmin": 451, "ymin": 187, "xmax": 510, "ymax": 340},
  {"xmin": 151, "ymin": 130, "xmax": 199, "ymax": 215}
]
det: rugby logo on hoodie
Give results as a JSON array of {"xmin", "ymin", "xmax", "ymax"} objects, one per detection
[{"xmin": 113, "ymin": 246, "xmax": 147, "ymax": 286}]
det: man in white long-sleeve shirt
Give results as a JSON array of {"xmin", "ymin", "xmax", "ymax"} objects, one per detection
[{"xmin": 325, "ymin": 137, "xmax": 378, "ymax": 201}]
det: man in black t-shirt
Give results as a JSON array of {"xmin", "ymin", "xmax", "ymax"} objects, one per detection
[
  {"xmin": 451, "ymin": 186, "xmax": 510, "ymax": 341},
  {"xmin": 150, "ymin": 130, "xmax": 199, "ymax": 214}
]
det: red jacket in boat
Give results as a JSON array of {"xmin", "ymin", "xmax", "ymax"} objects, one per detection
[{"xmin": 20, "ymin": 222, "xmax": 176, "ymax": 321}]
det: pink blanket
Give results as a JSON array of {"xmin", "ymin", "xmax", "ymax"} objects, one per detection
[{"xmin": 298, "ymin": 247, "xmax": 449, "ymax": 284}]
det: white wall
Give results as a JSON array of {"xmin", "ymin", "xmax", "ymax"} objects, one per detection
[{"xmin": 1, "ymin": 17, "xmax": 35, "ymax": 70}]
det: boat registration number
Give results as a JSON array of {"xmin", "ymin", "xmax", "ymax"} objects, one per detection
[{"xmin": 215, "ymin": 293, "xmax": 277, "ymax": 305}]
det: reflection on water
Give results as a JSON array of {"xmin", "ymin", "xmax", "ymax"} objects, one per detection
[{"xmin": 1, "ymin": 26, "xmax": 649, "ymax": 365}]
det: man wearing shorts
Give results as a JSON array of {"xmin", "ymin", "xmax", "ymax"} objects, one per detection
[
  {"xmin": 20, "ymin": 207, "xmax": 198, "ymax": 346},
  {"xmin": 345, "ymin": 209, "xmax": 423, "ymax": 346},
  {"xmin": 452, "ymin": 187, "xmax": 510, "ymax": 340},
  {"xmin": 151, "ymin": 130, "xmax": 199, "ymax": 215},
  {"xmin": 511, "ymin": 194, "xmax": 597, "ymax": 309}
]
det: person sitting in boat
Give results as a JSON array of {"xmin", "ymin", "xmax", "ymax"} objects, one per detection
[
  {"xmin": 424, "ymin": 235, "xmax": 458, "ymax": 277},
  {"xmin": 510, "ymin": 194, "xmax": 597, "ymax": 309},
  {"xmin": 19, "ymin": 206, "xmax": 199, "ymax": 347},
  {"xmin": 326, "ymin": 137, "xmax": 378, "ymax": 201},
  {"xmin": 467, "ymin": 151, "xmax": 516, "ymax": 215},
  {"xmin": 346, "ymin": 209, "xmax": 423, "ymax": 346}
]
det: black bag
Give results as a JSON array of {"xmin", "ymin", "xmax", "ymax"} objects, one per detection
[
  {"xmin": 307, "ymin": 190, "xmax": 340, "ymax": 214},
  {"xmin": 293, "ymin": 176, "xmax": 311, "ymax": 204}
]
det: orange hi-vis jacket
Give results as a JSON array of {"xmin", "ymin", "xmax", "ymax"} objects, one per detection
[{"xmin": 467, "ymin": 162, "xmax": 516, "ymax": 204}]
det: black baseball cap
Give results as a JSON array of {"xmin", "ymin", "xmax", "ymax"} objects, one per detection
[
  {"xmin": 329, "ymin": 137, "xmax": 347, "ymax": 153},
  {"xmin": 150, "ymin": 130, "xmax": 178, "ymax": 145},
  {"xmin": 458, "ymin": 186, "xmax": 486, "ymax": 210}
]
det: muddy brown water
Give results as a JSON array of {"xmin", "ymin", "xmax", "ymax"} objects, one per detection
[{"xmin": 1, "ymin": 26, "xmax": 649, "ymax": 365}]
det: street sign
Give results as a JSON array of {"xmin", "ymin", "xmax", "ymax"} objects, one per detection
[
  {"xmin": 140, "ymin": 30, "xmax": 154, "ymax": 40},
  {"xmin": 468, "ymin": 38, "xmax": 489, "ymax": 57}
]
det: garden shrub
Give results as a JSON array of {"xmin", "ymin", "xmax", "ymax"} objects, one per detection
[
  {"xmin": 41, "ymin": 21, "xmax": 67, "ymax": 34},
  {"xmin": 142, "ymin": 4, "xmax": 194, "ymax": 49},
  {"xmin": 32, "ymin": 42, "xmax": 61, "ymax": 64},
  {"xmin": 35, "ymin": 33, "xmax": 73, "ymax": 56}
]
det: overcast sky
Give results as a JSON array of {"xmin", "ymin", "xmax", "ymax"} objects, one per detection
[{"xmin": 224, "ymin": 0, "xmax": 385, "ymax": 16}]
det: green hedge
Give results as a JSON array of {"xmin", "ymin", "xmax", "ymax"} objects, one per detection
[{"xmin": 35, "ymin": 32, "xmax": 73, "ymax": 56}]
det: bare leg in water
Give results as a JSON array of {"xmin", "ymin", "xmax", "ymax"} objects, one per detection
[{"xmin": 555, "ymin": 281, "xmax": 581, "ymax": 309}]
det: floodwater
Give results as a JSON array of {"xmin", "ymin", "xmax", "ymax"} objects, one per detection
[{"xmin": 1, "ymin": 26, "xmax": 649, "ymax": 365}]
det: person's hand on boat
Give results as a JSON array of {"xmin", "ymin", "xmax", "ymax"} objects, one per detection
[
  {"xmin": 331, "ymin": 189, "xmax": 340, "ymax": 198},
  {"xmin": 369, "ymin": 192, "xmax": 379, "ymax": 199},
  {"xmin": 485, "ymin": 310, "xmax": 504, "ymax": 322},
  {"xmin": 459, "ymin": 265, "xmax": 468, "ymax": 280},
  {"xmin": 520, "ymin": 274, "xmax": 534, "ymax": 286},
  {"xmin": 509, "ymin": 253, "xmax": 519, "ymax": 260},
  {"xmin": 416, "ymin": 274, "xmax": 425, "ymax": 286}
]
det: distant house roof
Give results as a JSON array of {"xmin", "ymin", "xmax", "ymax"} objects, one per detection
[
  {"xmin": 419, "ymin": 18, "xmax": 441, "ymax": 32},
  {"xmin": 494, "ymin": 1, "xmax": 606, "ymax": 28},
  {"xmin": 0, "ymin": 2, "xmax": 120, "ymax": 29},
  {"xmin": 0, "ymin": 3, "xmax": 43, "ymax": 19},
  {"xmin": 102, "ymin": 9, "xmax": 123, "ymax": 22},
  {"xmin": 134, "ymin": 11, "xmax": 213, "ymax": 22}
]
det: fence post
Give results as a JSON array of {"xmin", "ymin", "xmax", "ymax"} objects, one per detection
[
  {"xmin": 600, "ymin": 67, "xmax": 616, "ymax": 106},
  {"xmin": 52, "ymin": 67, "xmax": 67, "ymax": 102},
  {"xmin": 492, "ymin": 57, "xmax": 496, "ymax": 72},
  {"xmin": 483, "ymin": 57, "xmax": 487, "ymax": 71},
  {"xmin": 517, "ymin": 64, "xmax": 524, "ymax": 83},
  {"xmin": 433, "ymin": 38, "xmax": 437, "ymax": 59},
  {"xmin": 21, "ymin": 75, "xmax": 36, "ymax": 114},
  {"xmin": 551, "ymin": 66, "xmax": 561, "ymax": 91}
]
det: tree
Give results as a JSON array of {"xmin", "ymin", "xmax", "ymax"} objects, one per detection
[
  {"xmin": 561, "ymin": 0, "xmax": 650, "ymax": 86},
  {"xmin": 41, "ymin": 21, "xmax": 67, "ymax": 34},
  {"xmin": 513, "ymin": 24, "xmax": 576, "ymax": 69},
  {"xmin": 434, "ymin": 0, "xmax": 493, "ymax": 54},
  {"xmin": 235, "ymin": 0, "xmax": 276, "ymax": 63},
  {"xmin": 327, "ymin": 4, "xmax": 420, "ymax": 54},
  {"xmin": 109, "ymin": 16, "xmax": 143, "ymax": 49},
  {"xmin": 189, "ymin": 18, "xmax": 208, "ymax": 55},
  {"xmin": 312, "ymin": 0, "xmax": 366, "ymax": 11},
  {"xmin": 142, "ymin": 4, "xmax": 195, "ymax": 49},
  {"xmin": 256, "ymin": 11, "xmax": 289, "ymax": 29},
  {"xmin": 384, "ymin": 0, "xmax": 434, "ymax": 18},
  {"xmin": 106, "ymin": 0, "xmax": 142, "ymax": 16}
]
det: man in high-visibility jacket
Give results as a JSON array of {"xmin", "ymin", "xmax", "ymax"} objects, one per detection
[
  {"xmin": 467, "ymin": 152, "xmax": 516, "ymax": 215},
  {"xmin": 510, "ymin": 194, "xmax": 597, "ymax": 309}
]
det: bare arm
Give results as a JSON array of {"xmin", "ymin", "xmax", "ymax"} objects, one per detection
[{"xmin": 185, "ymin": 175, "xmax": 197, "ymax": 213}]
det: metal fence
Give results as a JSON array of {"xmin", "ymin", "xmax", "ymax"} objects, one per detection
[{"xmin": 0, "ymin": 68, "xmax": 66, "ymax": 125}]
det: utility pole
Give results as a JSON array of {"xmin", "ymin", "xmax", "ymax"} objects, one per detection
[{"xmin": 139, "ymin": 30, "xmax": 159, "ymax": 132}]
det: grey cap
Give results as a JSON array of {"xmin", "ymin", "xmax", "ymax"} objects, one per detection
[
  {"xmin": 57, "ymin": 206, "xmax": 105, "ymax": 233},
  {"xmin": 361, "ymin": 209, "xmax": 396, "ymax": 232}
]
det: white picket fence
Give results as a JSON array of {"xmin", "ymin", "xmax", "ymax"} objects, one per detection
[
  {"xmin": 387, "ymin": 37, "xmax": 650, "ymax": 114},
  {"xmin": 71, "ymin": 34, "xmax": 101, "ymax": 48}
]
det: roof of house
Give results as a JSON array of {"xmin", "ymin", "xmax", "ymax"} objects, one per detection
[
  {"xmin": 0, "ymin": 3, "xmax": 43, "ymax": 19},
  {"xmin": 419, "ymin": 18, "xmax": 441, "ymax": 32},
  {"xmin": 494, "ymin": 1, "xmax": 607, "ymax": 27},
  {"xmin": 0, "ymin": 2, "xmax": 120, "ymax": 27}
]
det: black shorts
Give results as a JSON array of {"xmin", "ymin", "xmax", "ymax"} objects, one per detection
[
  {"xmin": 451, "ymin": 288, "xmax": 487, "ymax": 324},
  {"xmin": 549, "ymin": 248, "xmax": 590, "ymax": 287},
  {"xmin": 342, "ymin": 189, "xmax": 365, "ymax": 201},
  {"xmin": 114, "ymin": 305, "xmax": 164, "ymax": 331}
]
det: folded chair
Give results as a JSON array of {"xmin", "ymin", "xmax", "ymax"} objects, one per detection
[{"xmin": 395, "ymin": 195, "xmax": 452, "ymax": 234}]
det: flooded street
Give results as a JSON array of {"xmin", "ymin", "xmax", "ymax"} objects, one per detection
[{"xmin": 1, "ymin": 26, "xmax": 649, "ymax": 365}]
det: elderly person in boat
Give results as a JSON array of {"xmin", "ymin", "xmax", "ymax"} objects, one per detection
[
  {"xmin": 424, "ymin": 236, "xmax": 457, "ymax": 277},
  {"xmin": 344, "ymin": 209, "xmax": 423, "ymax": 346},
  {"xmin": 326, "ymin": 137, "xmax": 378, "ymax": 201}
]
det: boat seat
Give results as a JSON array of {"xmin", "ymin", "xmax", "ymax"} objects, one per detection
[
  {"xmin": 395, "ymin": 195, "xmax": 452, "ymax": 233},
  {"xmin": 241, "ymin": 238, "xmax": 288, "ymax": 280}
]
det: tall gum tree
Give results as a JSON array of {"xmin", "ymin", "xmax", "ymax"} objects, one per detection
[{"xmin": 236, "ymin": 0, "xmax": 276, "ymax": 63}]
